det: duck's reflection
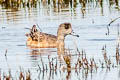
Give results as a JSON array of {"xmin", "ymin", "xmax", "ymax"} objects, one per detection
[
  {"xmin": 57, "ymin": 46, "xmax": 71, "ymax": 80},
  {"xmin": 30, "ymin": 49, "xmax": 39, "ymax": 61},
  {"xmin": 29, "ymin": 48, "xmax": 57, "ymax": 59},
  {"xmin": 29, "ymin": 46, "xmax": 72, "ymax": 80}
]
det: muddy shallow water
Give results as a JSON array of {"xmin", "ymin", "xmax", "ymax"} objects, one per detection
[{"xmin": 0, "ymin": 0, "xmax": 120, "ymax": 80}]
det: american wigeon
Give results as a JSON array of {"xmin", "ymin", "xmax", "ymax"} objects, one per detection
[{"xmin": 26, "ymin": 23, "xmax": 79, "ymax": 48}]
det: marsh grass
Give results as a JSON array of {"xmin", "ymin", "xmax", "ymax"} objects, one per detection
[
  {"xmin": 0, "ymin": 0, "xmax": 119, "ymax": 9},
  {"xmin": 0, "ymin": 44, "xmax": 120, "ymax": 80}
]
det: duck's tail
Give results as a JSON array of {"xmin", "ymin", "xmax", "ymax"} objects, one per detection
[
  {"xmin": 26, "ymin": 25, "xmax": 39, "ymax": 41},
  {"xmin": 31, "ymin": 25, "xmax": 38, "ymax": 33}
]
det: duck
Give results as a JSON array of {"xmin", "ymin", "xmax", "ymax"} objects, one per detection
[{"xmin": 26, "ymin": 23, "xmax": 79, "ymax": 48}]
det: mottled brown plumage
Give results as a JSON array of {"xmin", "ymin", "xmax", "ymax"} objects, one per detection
[{"xmin": 26, "ymin": 23, "xmax": 74, "ymax": 48}]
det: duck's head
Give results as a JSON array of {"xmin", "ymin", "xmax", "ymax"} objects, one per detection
[{"xmin": 57, "ymin": 23, "xmax": 79, "ymax": 38}]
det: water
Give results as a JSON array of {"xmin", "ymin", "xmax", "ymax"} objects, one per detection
[{"xmin": 0, "ymin": 0, "xmax": 120, "ymax": 80}]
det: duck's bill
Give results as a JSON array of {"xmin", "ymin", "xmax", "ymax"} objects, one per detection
[{"xmin": 70, "ymin": 31, "xmax": 79, "ymax": 37}]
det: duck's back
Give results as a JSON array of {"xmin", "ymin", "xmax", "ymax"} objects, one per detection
[{"xmin": 26, "ymin": 27, "xmax": 57, "ymax": 48}]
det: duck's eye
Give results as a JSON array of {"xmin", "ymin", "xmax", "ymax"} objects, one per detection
[{"xmin": 65, "ymin": 25, "xmax": 69, "ymax": 29}]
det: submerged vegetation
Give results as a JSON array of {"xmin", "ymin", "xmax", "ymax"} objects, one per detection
[{"xmin": 0, "ymin": 44, "xmax": 120, "ymax": 80}]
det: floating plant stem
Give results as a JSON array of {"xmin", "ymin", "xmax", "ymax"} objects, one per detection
[
  {"xmin": 38, "ymin": 65, "xmax": 41, "ymax": 73},
  {"xmin": 40, "ymin": 55, "xmax": 45, "ymax": 71},
  {"xmin": 55, "ymin": 58, "xmax": 57, "ymax": 72},
  {"xmin": 48, "ymin": 55, "xmax": 52, "ymax": 70},
  {"xmin": 46, "ymin": 64, "xmax": 48, "ymax": 73},
  {"xmin": 5, "ymin": 49, "xmax": 8, "ymax": 60},
  {"xmin": 106, "ymin": 16, "xmax": 120, "ymax": 35}
]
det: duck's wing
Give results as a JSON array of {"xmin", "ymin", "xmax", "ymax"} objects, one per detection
[
  {"xmin": 32, "ymin": 32, "xmax": 57, "ymax": 43},
  {"xmin": 42, "ymin": 33, "xmax": 57, "ymax": 43},
  {"xmin": 27, "ymin": 25, "xmax": 57, "ymax": 42}
]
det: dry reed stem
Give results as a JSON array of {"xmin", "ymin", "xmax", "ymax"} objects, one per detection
[
  {"xmin": 26, "ymin": 71, "xmax": 31, "ymax": 80},
  {"xmin": 1, "ymin": 45, "xmax": 120, "ymax": 79},
  {"xmin": 19, "ymin": 71, "xmax": 24, "ymax": 80},
  {"xmin": 116, "ymin": 44, "xmax": 120, "ymax": 65}
]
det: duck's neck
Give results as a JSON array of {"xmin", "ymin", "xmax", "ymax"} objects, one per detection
[
  {"xmin": 57, "ymin": 34, "xmax": 65, "ymax": 47},
  {"xmin": 57, "ymin": 35, "xmax": 65, "ymax": 42},
  {"xmin": 57, "ymin": 35, "xmax": 65, "ymax": 54}
]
